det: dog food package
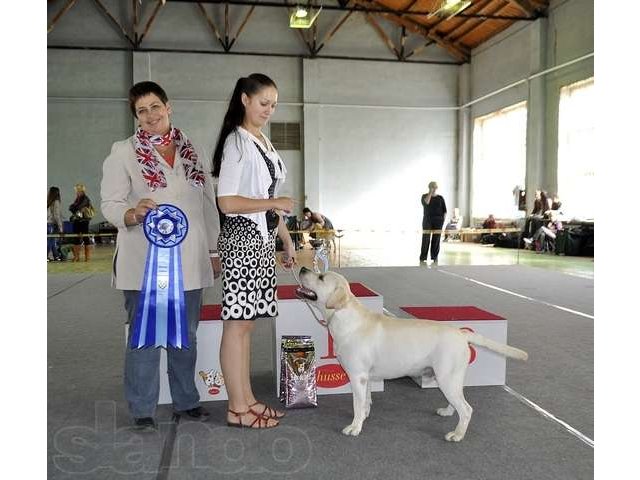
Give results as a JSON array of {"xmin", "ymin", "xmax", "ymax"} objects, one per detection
[
  {"xmin": 279, "ymin": 335, "xmax": 310, "ymax": 402},
  {"xmin": 280, "ymin": 336, "xmax": 318, "ymax": 409}
]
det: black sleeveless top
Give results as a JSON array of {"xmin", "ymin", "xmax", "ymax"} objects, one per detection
[
  {"xmin": 253, "ymin": 141, "xmax": 282, "ymax": 230},
  {"xmin": 253, "ymin": 141, "xmax": 282, "ymax": 197}
]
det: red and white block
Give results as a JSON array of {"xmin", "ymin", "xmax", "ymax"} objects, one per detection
[{"xmin": 400, "ymin": 306, "xmax": 508, "ymax": 388}]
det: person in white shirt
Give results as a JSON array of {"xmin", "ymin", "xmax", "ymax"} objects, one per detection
[
  {"xmin": 101, "ymin": 81, "xmax": 221, "ymax": 431},
  {"xmin": 213, "ymin": 73, "xmax": 295, "ymax": 429}
]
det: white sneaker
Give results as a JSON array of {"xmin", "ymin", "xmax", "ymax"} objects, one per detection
[{"xmin": 523, "ymin": 238, "xmax": 533, "ymax": 245}]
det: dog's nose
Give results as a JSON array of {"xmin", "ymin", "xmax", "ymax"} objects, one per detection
[{"xmin": 300, "ymin": 266, "xmax": 309, "ymax": 274}]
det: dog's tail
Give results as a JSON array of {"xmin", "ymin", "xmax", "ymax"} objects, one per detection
[{"xmin": 462, "ymin": 331, "xmax": 528, "ymax": 361}]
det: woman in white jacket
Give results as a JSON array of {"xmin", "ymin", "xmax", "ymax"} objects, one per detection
[{"xmin": 100, "ymin": 81, "xmax": 221, "ymax": 431}]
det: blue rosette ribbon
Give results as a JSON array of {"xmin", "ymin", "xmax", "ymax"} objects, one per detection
[{"xmin": 130, "ymin": 204, "xmax": 189, "ymax": 349}]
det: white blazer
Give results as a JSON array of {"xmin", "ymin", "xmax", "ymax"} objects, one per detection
[{"xmin": 217, "ymin": 127, "xmax": 287, "ymax": 242}]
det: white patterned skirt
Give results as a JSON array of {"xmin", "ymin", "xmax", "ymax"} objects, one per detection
[{"xmin": 217, "ymin": 216, "xmax": 278, "ymax": 321}]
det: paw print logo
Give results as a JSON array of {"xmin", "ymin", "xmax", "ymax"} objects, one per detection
[{"xmin": 198, "ymin": 369, "xmax": 225, "ymax": 396}]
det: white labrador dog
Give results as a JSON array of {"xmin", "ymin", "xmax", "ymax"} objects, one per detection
[{"xmin": 295, "ymin": 267, "xmax": 528, "ymax": 442}]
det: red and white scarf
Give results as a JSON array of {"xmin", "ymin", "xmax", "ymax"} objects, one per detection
[{"xmin": 134, "ymin": 126, "xmax": 206, "ymax": 191}]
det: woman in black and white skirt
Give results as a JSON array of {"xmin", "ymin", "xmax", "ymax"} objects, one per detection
[{"xmin": 212, "ymin": 74, "xmax": 296, "ymax": 429}]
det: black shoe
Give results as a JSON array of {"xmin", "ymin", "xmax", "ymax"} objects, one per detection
[
  {"xmin": 176, "ymin": 406, "xmax": 210, "ymax": 422},
  {"xmin": 133, "ymin": 417, "xmax": 157, "ymax": 431}
]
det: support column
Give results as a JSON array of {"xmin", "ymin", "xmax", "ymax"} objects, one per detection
[
  {"xmin": 302, "ymin": 59, "xmax": 321, "ymax": 210},
  {"xmin": 132, "ymin": 51, "xmax": 152, "ymax": 84},
  {"xmin": 525, "ymin": 18, "xmax": 548, "ymax": 211},
  {"xmin": 457, "ymin": 63, "xmax": 472, "ymax": 226}
]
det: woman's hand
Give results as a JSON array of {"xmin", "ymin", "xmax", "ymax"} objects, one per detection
[
  {"xmin": 124, "ymin": 198, "xmax": 158, "ymax": 226},
  {"xmin": 276, "ymin": 212, "xmax": 296, "ymax": 268},
  {"xmin": 281, "ymin": 242, "xmax": 296, "ymax": 269},
  {"xmin": 210, "ymin": 257, "xmax": 222, "ymax": 279},
  {"xmin": 133, "ymin": 198, "xmax": 158, "ymax": 223},
  {"xmin": 272, "ymin": 197, "xmax": 294, "ymax": 214}
]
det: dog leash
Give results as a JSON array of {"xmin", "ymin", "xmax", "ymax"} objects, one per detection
[{"xmin": 279, "ymin": 261, "xmax": 328, "ymax": 327}]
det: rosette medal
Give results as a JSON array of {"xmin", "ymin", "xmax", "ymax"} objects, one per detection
[{"xmin": 130, "ymin": 204, "xmax": 190, "ymax": 349}]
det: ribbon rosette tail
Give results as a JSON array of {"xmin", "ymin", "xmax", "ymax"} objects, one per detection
[{"xmin": 130, "ymin": 204, "xmax": 190, "ymax": 350}]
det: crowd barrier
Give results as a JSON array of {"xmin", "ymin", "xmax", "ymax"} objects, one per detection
[
  {"xmin": 48, "ymin": 227, "xmax": 531, "ymax": 269},
  {"xmin": 46, "ymin": 227, "xmax": 524, "ymax": 238}
]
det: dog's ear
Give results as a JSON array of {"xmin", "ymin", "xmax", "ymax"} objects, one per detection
[{"xmin": 326, "ymin": 285, "xmax": 349, "ymax": 310}]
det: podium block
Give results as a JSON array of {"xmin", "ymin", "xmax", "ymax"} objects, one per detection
[{"xmin": 400, "ymin": 306, "xmax": 508, "ymax": 388}]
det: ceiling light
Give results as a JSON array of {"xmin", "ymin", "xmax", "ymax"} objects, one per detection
[
  {"xmin": 289, "ymin": 4, "xmax": 322, "ymax": 29},
  {"xmin": 429, "ymin": 0, "xmax": 472, "ymax": 20}
]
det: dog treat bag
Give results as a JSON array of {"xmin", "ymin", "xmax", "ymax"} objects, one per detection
[
  {"xmin": 280, "ymin": 336, "xmax": 317, "ymax": 409},
  {"xmin": 279, "ymin": 335, "xmax": 309, "ymax": 402}
]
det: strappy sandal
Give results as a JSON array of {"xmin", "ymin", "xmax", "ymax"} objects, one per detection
[
  {"xmin": 227, "ymin": 409, "xmax": 279, "ymax": 429},
  {"xmin": 249, "ymin": 401, "xmax": 286, "ymax": 419}
]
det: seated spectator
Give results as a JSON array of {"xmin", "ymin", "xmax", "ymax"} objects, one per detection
[
  {"xmin": 531, "ymin": 190, "xmax": 544, "ymax": 216},
  {"xmin": 482, "ymin": 214, "xmax": 497, "ymax": 230},
  {"xmin": 524, "ymin": 211, "xmax": 563, "ymax": 253},
  {"xmin": 302, "ymin": 207, "xmax": 335, "ymax": 249},
  {"xmin": 523, "ymin": 189, "xmax": 552, "ymax": 244},
  {"xmin": 445, "ymin": 208, "xmax": 462, "ymax": 230},
  {"xmin": 523, "ymin": 190, "xmax": 540, "ymax": 238},
  {"xmin": 540, "ymin": 190, "xmax": 554, "ymax": 220},
  {"xmin": 550, "ymin": 193, "xmax": 562, "ymax": 213},
  {"xmin": 481, "ymin": 214, "xmax": 499, "ymax": 244},
  {"xmin": 443, "ymin": 208, "xmax": 462, "ymax": 242}
]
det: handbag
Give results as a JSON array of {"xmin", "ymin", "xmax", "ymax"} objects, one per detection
[
  {"xmin": 266, "ymin": 209, "xmax": 280, "ymax": 230},
  {"xmin": 81, "ymin": 205, "xmax": 96, "ymax": 219}
]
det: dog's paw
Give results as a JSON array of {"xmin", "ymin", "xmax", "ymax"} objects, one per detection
[
  {"xmin": 445, "ymin": 431, "xmax": 465, "ymax": 442},
  {"xmin": 342, "ymin": 424, "xmax": 362, "ymax": 436},
  {"xmin": 436, "ymin": 406, "xmax": 454, "ymax": 417}
]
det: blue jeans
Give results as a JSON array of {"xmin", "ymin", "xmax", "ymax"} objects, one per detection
[
  {"xmin": 47, "ymin": 223, "xmax": 60, "ymax": 259},
  {"xmin": 123, "ymin": 289, "xmax": 203, "ymax": 418}
]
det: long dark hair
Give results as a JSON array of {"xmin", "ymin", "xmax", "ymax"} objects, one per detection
[
  {"xmin": 212, "ymin": 73, "xmax": 277, "ymax": 177},
  {"xmin": 47, "ymin": 186, "xmax": 61, "ymax": 208}
]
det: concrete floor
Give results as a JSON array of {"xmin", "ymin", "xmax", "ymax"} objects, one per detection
[
  {"xmin": 48, "ymin": 264, "xmax": 593, "ymax": 479},
  {"xmin": 47, "ymin": 236, "xmax": 593, "ymax": 479}
]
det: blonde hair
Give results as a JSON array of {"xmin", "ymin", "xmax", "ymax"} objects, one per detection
[
  {"xmin": 428, "ymin": 181, "xmax": 438, "ymax": 189},
  {"xmin": 74, "ymin": 183, "xmax": 86, "ymax": 193}
]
